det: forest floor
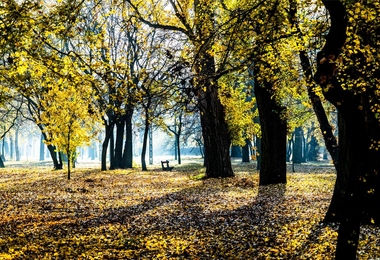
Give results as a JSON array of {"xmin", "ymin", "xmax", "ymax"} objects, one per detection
[{"xmin": 0, "ymin": 159, "xmax": 379, "ymax": 259}]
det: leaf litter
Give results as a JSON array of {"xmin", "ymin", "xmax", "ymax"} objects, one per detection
[{"xmin": 0, "ymin": 163, "xmax": 379, "ymax": 259}]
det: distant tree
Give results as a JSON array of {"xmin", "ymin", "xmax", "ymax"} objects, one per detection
[
  {"xmin": 166, "ymin": 111, "xmax": 184, "ymax": 165},
  {"xmin": 292, "ymin": 127, "xmax": 304, "ymax": 164}
]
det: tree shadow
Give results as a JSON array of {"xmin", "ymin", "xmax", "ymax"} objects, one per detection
[{"xmin": 0, "ymin": 178, "xmax": 349, "ymax": 259}]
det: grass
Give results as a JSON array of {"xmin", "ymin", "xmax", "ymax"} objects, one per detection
[{"xmin": 0, "ymin": 160, "xmax": 379, "ymax": 259}]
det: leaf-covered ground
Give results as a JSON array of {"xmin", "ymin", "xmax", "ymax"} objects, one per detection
[{"xmin": 0, "ymin": 161, "xmax": 379, "ymax": 259}]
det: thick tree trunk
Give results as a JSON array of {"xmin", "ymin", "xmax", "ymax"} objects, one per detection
[
  {"xmin": 324, "ymin": 115, "xmax": 347, "ymax": 222},
  {"xmin": 46, "ymin": 144, "xmax": 62, "ymax": 170},
  {"xmin": 334, "ymin": 112, "xmax": 363, "ymax": 259},
  {"xmin": 315, "ymin": 1, "xmax": 380, "ymax": 258},
  {"xmin": 114, "ymin": 115, "xmax": 126, "ymax": 169},
  {"xmin": 196, "ymin": 53, "xmax": 233, "ymax": 178},
  {"xmin": 255, "ymin": 81, "xmax": 287, "ymax": 185},
  {"xmin": 122, "ymin": 109, "xmax": 134, "ymax": 168},
  {"xmin": 36, "ymin": 124, "xmax": 62, "ymax": 169},
  {"xmin": 191, "ymin": 0, "xmax": 233, "ymax": 178},
  {"xmin": 198, "ymin": 94, "xmax": 233, "ymax": 178}
]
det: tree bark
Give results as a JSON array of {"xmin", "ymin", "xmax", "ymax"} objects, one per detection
[
  {"xmin": 193, "ymin": 0, "xmax": 233, "ymax": 178},
  {"xmin": 46, "ymin": 144, "xmax": 63, "ymax": 170},
  {"xmin": 195, "ymin": 52, "xmax": 234, "ymax": 178},
  {"xmin": 299, "ymin": 51, "xmax": 338, "ymax": 166},
  {"xmin": 114, "ymin": 115, "xmax": 126, "ymax": 169},
  {"xmin": 198, "ymin": 83, "xmax": 234, "ymax": 178},
  {"xmin": 256, "ymin": 135, "xmax": 262, "ymax": 171},
  {"xmin": 141, "ymin": 118, "xmax": 149, "ymax": 171},
  {"xmin": 101, "ymin": 122, "xmax": 114, "ymax": 171},
  {"xmin": 122, "ymin": 108, "xmax": 134, "ymax": 168},
  {"xmin": 176, "ymin": 133, "xmax": 181, "ymax": 165},
  {"xmin": 254, "ymin": 81, "xmax": 287, "ymax": 185},
  {"xmin": 315, "ymin": 1, "xmax": 380, "ymax": 258},
  {"xmin": 242, "ymin": 139, "xmax": 250, "ymax": 162},
  {"xmin": 109, "ymin": 123, "xmax": 115, "ymax": 170}
]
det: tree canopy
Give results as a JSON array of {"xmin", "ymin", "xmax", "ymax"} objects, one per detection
[{"xmin": 0, "ymin": 0, "xmax": 379, "ymax": 257}]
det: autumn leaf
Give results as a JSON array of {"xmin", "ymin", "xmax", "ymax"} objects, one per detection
[{"xmin": 0, "ymin": 161, "xmax": 379, "ymax": 259}]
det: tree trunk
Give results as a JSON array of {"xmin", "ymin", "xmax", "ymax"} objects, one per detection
[
  {"xmin": 255, "ymin": 81, "xmax": 287, "ymax": 185},
  {"xmin": 196, "ymin": 53, "xmax": 234, "ymax": 178},
  {"xmin": 122, "ymin": 109, "xmax": 134, "ymax": 168},
  {"xmin": 39, "ymin": 134, "xmax": 45, "ymax": 161},
  {"xmin": 293, "ymin": 127, "xmax": 303, "ymax": 163},
  {"xmin": 242, "ymin": 139, "xmax": 250, "ymax": 162},
  {"xmin": 101, "ymin": 123, "xmax": 114, "ymax": 171},
  {"xmin": 230, "ymin": 145, "xmax": 242, "ymax": 158},
  {"xmin": 176, "ymin": 133, "xmax": 181, "ymax": 165},
  {"xmin": 67, "ymin": 131, "xmax": 71, "ymax": 180},
  {"xmin": 15, "ymin": 128, "xmax": 20, "ymax": 161},
  {"xmin": 256, "ymin": 135, "xmax": 262, "ymax": 171},
  {"xmin": 307, "ymin": 135, "xmax": 319, "ymax": 161},
  {"xmin": 299, "ymin": 50, "xmax": 338, "ymax": 166},
  {"xmin": 109, "ymin": 124, "xmax": 115, "ymax": 170},
  {"xmin": 9, "ymin": 134, "xmax": 13, "ymax": 160},
  {"xmin": 323, "ymin": 114, "xmax": 347, "ymax": 222},
  {"xmin": 195, "ymin": 138, "xmax": 204, "ymax": 158},
  {"xmin": 334, "ymin": 110, "xmax": 367, "ymax": 260},
  {"xmin": 46, "ymin": 144, "xmax": 63, "ymax": 170},
  {"xmin": 298, "ymin": 29, "xmax": 341, "ymax": 222},
  {"xmin": 113, "ymin": 115, "xmax": 125, "ymax": 168},
  {"xmin": 141, "ymin": 119, "xmax": 149, "ymax": 171},
  {"xmin": 1, "ymin": 138, "xmax": 6, "ymax": 162},
  {"xmin": 315, "ymin": 1, "xmax": 380, "ymax": 258}
]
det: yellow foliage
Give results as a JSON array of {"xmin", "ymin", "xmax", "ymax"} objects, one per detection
[{"xmin": 218, "ymin": 74, "xmax": 257, "ymax": 146}]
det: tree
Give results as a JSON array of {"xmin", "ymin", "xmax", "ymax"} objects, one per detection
[
  {"xmin": 166, "ymin": 111, "xmax": 184, "ymax": 164},
  {"xmin": 292, "ymin": 126, "xmax": 304, "ymax": 163},
  {"xmin": 314, "ymin": 1, "xmax": 380, "ymax": 258},
  {"xmin": 288, "ymin": 0, "xmax": 342, "ymax": 221},
  {"xmin": 218, "ymin": 74, "xmax": 257, "ymax": 159},
  {"xmin": 38, "ymin": 60, "xmax": 100, "ymax": 180},
  {"xmin": 124, "ymin": 0, "xmax": 241, "ymax": 177},
  {"xmin": 254, "ymin": 79, "xmax": 287, "ymax": 185}
]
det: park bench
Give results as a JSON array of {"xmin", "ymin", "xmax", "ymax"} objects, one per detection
[{"xmin": 161, "ymin": 160, "xmax": 174, "ymax": 171}]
